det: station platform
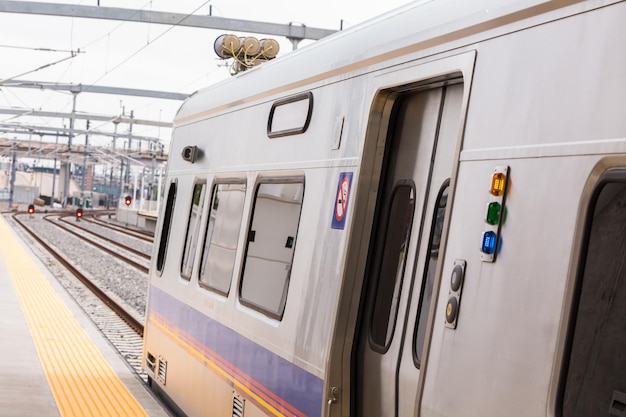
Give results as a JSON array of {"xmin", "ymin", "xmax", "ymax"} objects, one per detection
[{"xmin": 0, "ymin": 216, "xmax": 171, "ymax": 417}]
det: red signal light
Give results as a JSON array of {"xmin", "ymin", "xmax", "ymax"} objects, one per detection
[
  {"xmin": 125, "ymin": 195, "xmax": 132, "ymax": 206},
  {"xmin": 27, "ymin": 204, "xmax": 35, "ymax": 214},
  {"xmin": 76, "ymin": 208, "xmax": 83, "ymax": 218}
]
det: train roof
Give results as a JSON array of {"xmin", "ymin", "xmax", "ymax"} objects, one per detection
[{"xmin": 174, "ymin": 0, "xmax": 594, "ymax": 126}]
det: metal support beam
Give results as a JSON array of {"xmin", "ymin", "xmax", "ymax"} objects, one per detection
[
  {"xmin": 0, "ymin": 1, "xmax": 337, "ymax": 42},
  {"xmin": 8, "ymin": 141, "xmax": 16, "ymax": 209},
  {"xmin": 61, "ymin": 92, "xmax": 77, "ymax": 207},
  {"xmin": 0, "ymin": 79, "xmax": 189, "ymax": 101},
  {"xmin": 0, "ymin": 106, "xmax": 173, "ymax": 128},
  {"xmin": 81, "ymin": 120, "xmax": 89, "ymax": 197},
  {"xmin": 51, "ymin": 134, "xmax": 57, "ymax": 202},
  {"xmin": 0, "ymin": 123, "xmax": 162, "ymax": 142}
]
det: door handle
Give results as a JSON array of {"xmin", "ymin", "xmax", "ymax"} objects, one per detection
[{"xmin": 326, "ymin": 387, "xmax": 340, "ymax": 417}]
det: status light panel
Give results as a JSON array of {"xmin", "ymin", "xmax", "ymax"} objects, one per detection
[{"xmin": 481, "ymin": 166, "xmax": 510, "ymax": 262}]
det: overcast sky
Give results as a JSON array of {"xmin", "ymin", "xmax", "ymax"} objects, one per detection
[{"xmin": 0, "ymin": 0, "xmax": 412, "ymax": 150}]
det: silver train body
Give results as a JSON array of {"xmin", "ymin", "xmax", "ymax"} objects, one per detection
[{"xmin": 142, "ymin": 0, "xmax": 626, "ymax": 415}]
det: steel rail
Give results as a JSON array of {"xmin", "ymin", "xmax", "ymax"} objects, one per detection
[
  {"xmin": 59, "ymin": 215, "xmax": 151, "ymax": 260},
  {"xmin": 86, "ymin": 214, "xmax": 154, "ymax": 243},
  {"xmin": 11, "ymin": 212, "xmax": 144, "ymax": 337},
  {"xmin": 44, "ymin": 214, "xmax": 149, "ymax": 274}
]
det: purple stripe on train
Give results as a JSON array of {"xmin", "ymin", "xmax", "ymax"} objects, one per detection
[{"xmin": 149, "ymin": 286, "xmax": 324, "ymax": 417}]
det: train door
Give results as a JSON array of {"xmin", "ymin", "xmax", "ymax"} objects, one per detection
[
  {"xmin": 354, "ymin": 81, "xmax": 463, "ymax": 417},
  {"xmin": 559, "ymin": 170, "xmax": 626, "ymax": 417}
]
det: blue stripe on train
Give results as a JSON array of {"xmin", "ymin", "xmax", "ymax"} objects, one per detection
[{"xmin": 149, "ymin": 285, "xmax": 324, "ymax": 417}]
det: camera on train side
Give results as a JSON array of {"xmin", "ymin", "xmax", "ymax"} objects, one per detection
[{"xmin": 181, "ymin": 146, "xmax": 202, "ymax": 163}]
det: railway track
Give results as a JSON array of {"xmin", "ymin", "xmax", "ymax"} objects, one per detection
[
  {"xmin": 85, "ymin": 213, "xmax": 154, "ymax": 243},
  {"xmin": 48, "ymin": 214, "xmax": 150, "ymax": 273},
  {"xmin": 60, "ymin": 214, "xmax": 152, "ymax": 260},
  {"xmin": 11, "ymin": 211, "xmax": 145, "ymax": 337}
]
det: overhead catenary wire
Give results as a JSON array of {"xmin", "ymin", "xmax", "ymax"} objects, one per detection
[
  {"xmin": 1, "ymin": 1, "xmax": 212, "ymax": 150},
  {"xmin": 85, "ymin": 0, "xmax": 212, "ymax": 87},
  {"xmin": 0, "ymin": 44, "xmax": 77, "ymax": 54},
  {"xmin": 67, "ymin": 1, "xmax": 212, "ymax": 141},
  {"xmin": 0, "ymin": 50, "xmax": 82, "ymax": 84},
  {"xmin": 76, "ymin": 0, "xmax": 154, "ymax": 52}
]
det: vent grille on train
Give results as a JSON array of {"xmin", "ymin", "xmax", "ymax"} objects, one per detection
[
  {"xmin": 232, "ymin": 393, "xmax": 245, "ymax": 417},
  {"xmin": 157, "ymin": 356, "xmax": 167, "ymax": 385},
  {"xmin": 145, "ymin": 352, "xmax": 156, "ymax": 373}
]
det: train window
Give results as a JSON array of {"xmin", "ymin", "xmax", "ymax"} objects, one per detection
[
  {"xmin": 413, "ymin": 181, "xmax": 448, "ymax": 367},
  {"xmin": 267, "ymin": 92, "xmax": 313, "ymax": 138},
  {"xmin": 156, "ymin": 181, "xmax": 177, "ymax": 274},
  {"xmin": 370, "ymin": 182, "xmax": 416, "ymax": 349},
  {"xmin": 181, "ymin": 182, "xmax": 207, "ymax": 279},
  {"xmin": 560, "ymin": 173, "xmax": 626, "ymax": 417},
  {"xmin": 239, "ymin": 179, "xmax": 305, "ymax": 319},
  {"xmin": 199, "ymin": 181, "xmax": 246, "ymax": 295}
]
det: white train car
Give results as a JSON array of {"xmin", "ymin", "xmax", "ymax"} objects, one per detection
[{"xmin": 142, "ymin": 0, "xmax": 626, "ymax": 416}]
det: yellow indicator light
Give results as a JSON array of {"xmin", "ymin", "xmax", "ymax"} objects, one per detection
[{"xmin": 490, "ymin": 172, "xmax": 506, "ymax": 196}]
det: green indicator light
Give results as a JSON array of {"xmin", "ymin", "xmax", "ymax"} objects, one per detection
[{"xmin": 486, "ymin": 202, "xmax": 501, "ymax": 225}]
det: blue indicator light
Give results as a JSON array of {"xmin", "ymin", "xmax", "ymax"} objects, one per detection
[{"xmin": 481, "ymin": 231, "xmax": 497, "ymax": 254}]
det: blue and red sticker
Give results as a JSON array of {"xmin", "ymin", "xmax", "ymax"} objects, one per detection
[{"xmin": 332, "ymin": 172, "xmax": 353, "ymax": 230}]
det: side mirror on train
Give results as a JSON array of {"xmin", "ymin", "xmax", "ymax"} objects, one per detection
[{"xmin": 181, "ymin": 146, "xmax": 202, "ymax": 163}]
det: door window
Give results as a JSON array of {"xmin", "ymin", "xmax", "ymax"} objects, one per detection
[
  {"xmin": 561, "ymin": 175, "xmax": 626, "ymax": 416},
  {"xmin": 413, "ymin": 181, "xmax": 449, "ymax": 366},
  {"xmin": 370, "ymin": 182, "xmax": 416, "ymax": 349}
]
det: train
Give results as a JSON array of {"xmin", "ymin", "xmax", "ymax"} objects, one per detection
[{"xmin": 141, "ymin": 0, "xmax": 626, "ymax": 416}]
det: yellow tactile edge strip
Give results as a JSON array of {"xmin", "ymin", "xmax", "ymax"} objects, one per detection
[{"xmin": 0, "ymin": 217, "xmax": 147, "ymax": 417}]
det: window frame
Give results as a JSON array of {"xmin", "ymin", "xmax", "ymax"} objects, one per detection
[
  {"xmin": 198, "ymin": 178, "xmax": 247, "ymax": 296},
  {"xmin": 368, "ymin": 179, "xmax": 417, "ymax": 352},
  {"xmin": 267, "ymin": 92, "xmax": 313, "ymax": 138},
  {"xmin": 180, "ymin": 180, "xmax": 208, "ymax": 280},
  {"xmin": 413, "ymin": 179, "xmax": 449, "ymax": 367},
  {"xmin": 156, "ymin": 180, "xmax": 178, "ymax": 276},
  {"xmin": 557, "ymin": 168, "xmax": 626, "ymax": 416},
  {"xmin": 238, "ymin": 176, "xmax": 305, "ymax": 320}
]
